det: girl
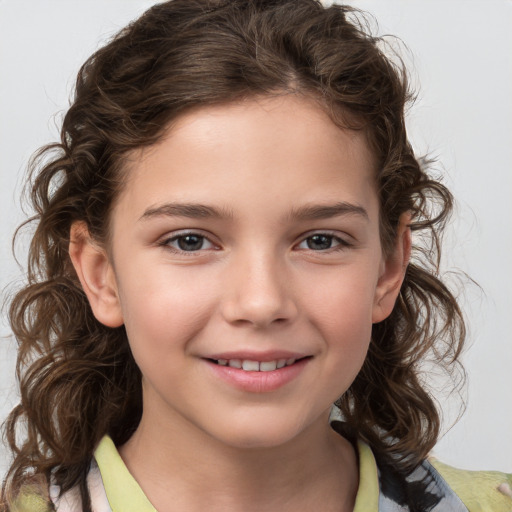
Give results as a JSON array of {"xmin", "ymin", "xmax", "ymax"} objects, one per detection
[{"xmin": 2, "ymin": 0, "xmax": 511, "ymax": 511}]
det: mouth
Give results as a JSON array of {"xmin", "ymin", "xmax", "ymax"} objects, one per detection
[
  {"xmin": 204, "ymin": 355, "xmax": 311, "ymax": 392},
  {"xmin": 207, "ymin": 357, "xmax": 310, "ymax": 372}
]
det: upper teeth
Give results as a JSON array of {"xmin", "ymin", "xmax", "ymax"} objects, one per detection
[{"xmin": 216, "ymin": 358, "xmax": 296, "ymax": 371}]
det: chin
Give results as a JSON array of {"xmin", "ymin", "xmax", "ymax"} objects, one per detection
[
  {"xmin": 217, "ymin": 431, "xmax": 296, "ymax": 450},
  {"xmin": 205, "ymin": 414, "xmax": 311, "ymax": 451}
]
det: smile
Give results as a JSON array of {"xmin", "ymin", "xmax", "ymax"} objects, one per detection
[
  {"xmin": 206, "ymin": 356, "xmax": 311, "ymax": 392},
  {"xmin": 213, "ymin": 358, "xmax": 298, "ymax": 371}
]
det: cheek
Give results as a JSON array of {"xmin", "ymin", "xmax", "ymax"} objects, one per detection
[
  {"xmin": 304, "ymin": 266, "xmax": 378, "ymax": 328},
  {"xmin": 300, "ymin": 265, "xmax": 377, "ymax": 371},
  {"xmin": 116, "ymin": 266, "xmax": 220, "ymax": 357}
]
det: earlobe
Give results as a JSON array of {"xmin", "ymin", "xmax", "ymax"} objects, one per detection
[
  {"xmin": 372, "ymin": 214, "xmax": 412, "ymax": 323},
  {"xmin": 69, "ymin": 222, "xmax": 124, "ymax": 328}
]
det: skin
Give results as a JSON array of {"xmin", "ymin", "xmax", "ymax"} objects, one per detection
[{"xmin": 70, "ymin": 95, "xmax": 410, "ymax": 512}]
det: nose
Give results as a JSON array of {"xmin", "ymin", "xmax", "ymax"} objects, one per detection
[{"xmin": 220, "ymin": 249, "xmax": 298, "ymax": 328}]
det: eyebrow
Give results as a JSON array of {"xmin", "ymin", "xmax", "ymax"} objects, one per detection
[
  {"xmin": 139, "ymin": 201, "xmax": 368, "ymax": 222},
  {"xmin": 140, "ymin": 203, "xmax": 234, "ymax": 221},
  {"xmin": 287, "ymin": 202, "xmax": 369, "ymax": 222}
]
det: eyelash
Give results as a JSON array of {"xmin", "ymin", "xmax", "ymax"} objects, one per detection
[
  {"xmin": 296, "ymin": 233, "xmax": 352, "ymax": 252},
  {"xmin": 159, "ymin": 231, "xmax": 352, "ymax": 255},
  {"xmin": 159, "ymin": 232, "xmax": 218, "ymax": 254}
]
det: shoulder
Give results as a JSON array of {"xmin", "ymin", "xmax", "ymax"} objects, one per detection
[
  {"xmin": 11, "ymin": 479, "xmax": 54, "ymax": 512},
  {"xmin": 429, "ymin": 458, "xmax": 512, "ymax": 512},
  {"xmin": 12, "ymin": 493, "xmax": 53, "ymax": 512},
  {"xmin": 12, "ymin": 462, "xmax": 110, "ymax": 512}
]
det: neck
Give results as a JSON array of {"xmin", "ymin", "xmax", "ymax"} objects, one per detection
[{"xmin": 119, "ymin": 406, "xmax": 358, "ymax": 512}]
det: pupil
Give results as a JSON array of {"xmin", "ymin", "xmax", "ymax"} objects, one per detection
[
  {"xmin": 308, "ymin": 235, "xmax": 331, "ymax": 250},
  {"xmin": 178, "ymin": 235, "xmax": 203, "ymax": 251}
]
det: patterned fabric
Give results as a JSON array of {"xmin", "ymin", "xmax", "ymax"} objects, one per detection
[
  {"xmin": 376, "ymin": 456, "xmax": 468, "ymax": 511},
  {"xmin": 429, "ymin": 459, "xmax": 512, "ymax": 512},
  {"xmin": 49, "ymin": 463, "xmax": 110, "ymax": 512},
  {"xmin": 14, "ymin": 433, "xmax": 512, "ymax": 511}
]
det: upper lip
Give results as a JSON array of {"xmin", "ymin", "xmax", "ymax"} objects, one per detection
[{"xmin": 204, "ymin": 351, "xmax": 310, "ymax": 362}]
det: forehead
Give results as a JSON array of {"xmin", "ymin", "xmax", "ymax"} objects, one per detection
[{"xmin": 116, "ymin": 95, "xmax": 378, "ymax": 224}]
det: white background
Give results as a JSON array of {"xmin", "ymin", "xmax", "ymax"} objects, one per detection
[{"xmin": 1, "ymin": 0, "xmax": 511, "ymax": 477}]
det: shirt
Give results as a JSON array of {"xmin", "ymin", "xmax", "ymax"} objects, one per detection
[{"xmin": 15, "ymin": 432, "xmax": 512, "ymax": 512}]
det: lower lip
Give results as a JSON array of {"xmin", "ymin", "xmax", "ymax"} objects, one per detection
[{"xmin": 205, "ymin": 358, "xmax": 310, "ymax": 393}]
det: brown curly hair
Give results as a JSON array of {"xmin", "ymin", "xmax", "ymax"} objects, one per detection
[{"xmin": 2, "ymin": 0, "xmax": 465, "ymax": 509}]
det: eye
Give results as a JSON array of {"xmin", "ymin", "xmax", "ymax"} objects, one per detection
[
  {"xmin": 162, "ymin": 232, "xmax": 216, "ymax": 252},
  {"xmin": 297, "ymin": 233, "xmax": 350, "ymax": 251}
]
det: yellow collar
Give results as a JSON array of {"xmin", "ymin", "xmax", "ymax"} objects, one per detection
[
  {"xmin": 94, "ymin": 435, "xmax": 379, "ymax": 512},
  {"xmin": 94, "ymin": 436, "xmax": 156, "ymax": 512}
]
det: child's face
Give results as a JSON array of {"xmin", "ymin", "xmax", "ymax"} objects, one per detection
[{"xmin": 83, "ymin": 96, "xmax": 406, "ymax": 448}]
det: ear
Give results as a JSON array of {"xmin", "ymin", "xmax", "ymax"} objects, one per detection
[
  {"xmin": 372, "ymin": 213, "xmax": 412, "ymax": 323},
  {"xmin": 69, "ymin": 221, "xmax": 124, "ymax": 328}
]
